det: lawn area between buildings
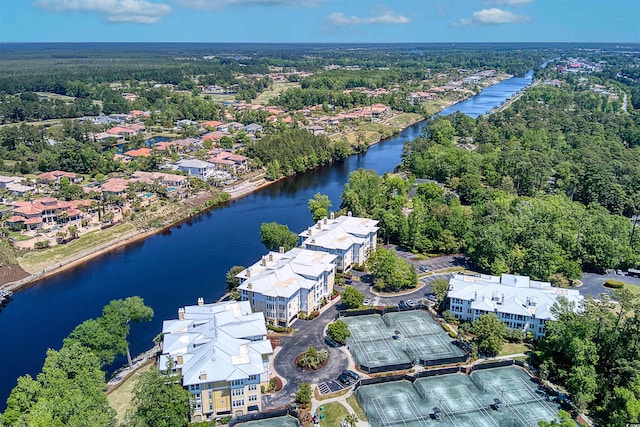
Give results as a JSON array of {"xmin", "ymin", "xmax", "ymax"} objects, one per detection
[
  {"xmin": 254, "ymin": 82, "xmax": 301, "ymax": 105},
  {"xmin": 346, "ymin": 394, "xmax": 367, "ymax": 422},
  {"xmin": 498, "ymin": 342, "xmax": 532, "ymax": 357},
  {"xmin": 106, "ymin": 361, "xmax": 154, "ymax": 424},
  {"xmin": 19, "ymin": 222, "xmax": 137, "ymax": 273},
  {"xmin": 384, "ymin": 112, "xmax": 423, "ymax": 128},
  {"xmin": 318, "ymin": 402, "xmax": 349, "ymax": 427}
]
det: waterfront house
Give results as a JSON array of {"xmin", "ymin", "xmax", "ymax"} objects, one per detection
[
  {"xmin": 298, "ymin": 213, "xmax": 379, "ymax": 271},
  {"xmin": 208, "ymin": 152, "xmax": 249, "ymax": 173},
  {"xmin": 237, "ymin": 247, "xmax": 336, "ymax": 327},
  {"xmin": 160, "ymin": 299, "xmax": 272, "ymax": 423},
  {"xmin": 174, "ymin": 159, "xmax": 217, "ymax": 181},
  {"xmin": 6, "ymin": 197, "xmax": 89, "ymax": 230},
  {"xmin": 447, "ymin": 273, "xmax": 583, "ymax": 339}
]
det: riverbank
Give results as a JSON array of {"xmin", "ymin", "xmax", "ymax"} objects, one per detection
[{"xmin": 0, "ymin": 78, "xmax": 509, "ymax": 293}]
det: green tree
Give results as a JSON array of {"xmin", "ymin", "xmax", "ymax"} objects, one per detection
[
  {"xmin": 327, "ymin": 320, "xmax": 351, "ymax": 344},
  {"xmin": 538, "ymin": 410, "xmax": 576, "ymax": 427},
  {"xmin": 259, "ymin": 222, "xmax": 297, "ymax": 252},
  {"xmin": 341, "ymin": 285, "xmax": 364, "ymax": 309},
  {"xmin": 308, "ymin": 192, "xmax": 332, "ymax": 222},
  {"xmin": 225, "ymin": 265, "xmax": 246, "ymax": 301},
  {"xmin": 295, "ymin": 383, "xmax": 312, "ymax": 407},
  {"xmin": 297, "ymin": 346, "xmax": 328, "ymax": 370},
  {"xmin": 3, "ymin": 343, "xmax": 116, "ymax": 427},
  {"xmin": 101, "ymin": 297, "xmax": 154, "ymax": 369},
  {"xmin": 367, "ymin": 247, "xmax": 418, "ymax": 292},
  {"xmin": 127, "ymin": 365, "xmax": 192, "ymax": 427},
  {"xmin": 472, "ymin": 314, "xmax": 505, "ymax": 357},
  {"xmin": 431, "ymin": 278, "xmax": 450, "ymax": 303}
]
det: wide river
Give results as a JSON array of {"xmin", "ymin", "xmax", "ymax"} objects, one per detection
[{"xmin": 0, "ymin": 71, "xmax": 533, "ymax": 407}]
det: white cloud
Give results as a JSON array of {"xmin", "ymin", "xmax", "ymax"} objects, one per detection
[
  {"xmin": 177, "ymin": 0, "xmax": 322, "ymax": 9},
  {"xmin": 328, "ymin": 8, "xmax": 411, "ymax": 26},
  {"xmin": 34, "ymin": 0, "xmax": 172, "ymax": 23},
  {"xmin": 485, "ymin": 0, "xmax": 531, "ymax": 5},
  {"xmin": 453, "ymin": 8, "xmax": 530, "ymax": 26}
]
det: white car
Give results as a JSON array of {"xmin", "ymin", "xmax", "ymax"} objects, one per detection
[{"xmin": 363, "ymin": 298, "xmax": 371, "ymax": 306}]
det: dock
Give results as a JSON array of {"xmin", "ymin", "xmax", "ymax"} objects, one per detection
[{"xmin": 0, "ymin": 288, "xmax": 14, "ymax": 311}]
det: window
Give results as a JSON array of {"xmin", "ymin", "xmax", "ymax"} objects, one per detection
[
  {"xmin": 232, "ymin": 388, "xmax": 244, "ymax": 397},
  {"xmin": 249, "ymin": 375, "xmax": 258, "ymax": 381},
  {"xmin": 248, "ymin": 384, "xmax": 257, "ymax": 391},
  {"xmin": 231, "ymin": 380, "xmax": 244, "ymax": 387},
  {"xmin": 232, "ymin": 399, "xmax": 245, "ymax": 408},
  {"xmin": 248, "ymin": 395, "xmax": 258, "ymax": 402}
]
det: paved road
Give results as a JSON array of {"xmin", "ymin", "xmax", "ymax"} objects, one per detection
[
  {"xmin": 580, "ymin": 271, "xmax": 640, "ymax": 297},
  {"xmin": 263, "ymin": 303, "xmax": 349, "ymax": 409}
]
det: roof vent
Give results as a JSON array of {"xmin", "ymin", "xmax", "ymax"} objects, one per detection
[
  {"xmin": 279, "ymin": 246, "xmax": 285, "ymax": 254},
  {"xmin": 197, "ymin": 297, "xmax": 204, "ymax": 306}
]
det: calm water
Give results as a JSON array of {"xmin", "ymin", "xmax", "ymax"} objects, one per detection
[
  {"xmin": 0, "ymin": 72, "xmax": 532, "ymax": 408},
  {"xmin": 439, "ymin": 70, "xmax": 534, "ymax": 118}
]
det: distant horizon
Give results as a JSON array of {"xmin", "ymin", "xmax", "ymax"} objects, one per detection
[
  {"xmin": 1, "ymin": 41, "xmax": 638, "ymax": 46},
  {"xmin": 2, "ymin": 1, "xmax": 638, "ymax": 44}
]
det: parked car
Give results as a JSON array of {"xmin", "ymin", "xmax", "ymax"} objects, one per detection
[
  {"xmin": 406, "ymin": 299, "xmax": 416, "ymax": 307},
  {"xmin": 419, "ymin": 266, "xmax": 430, "ymax": 272},
  {"xmin": 616, "ymin": 269, "xmax": 624, "ymax": 275},
  {"xmin": 398, "ymin": 300, "xmax": 408, "ymax": 309},
  {"xmin": 337, "ymin": 374, "xmax": 352, "ymax": 385},
  {"xmin": 427, "ymin": 295, "xmax": 438, "ymax": 302},
  {"xmin": 325, "ymin": 336, "xmax": 340, "ymax": 347},
  {"xmin": 343, "ymin": 369, "xmax": 361, "ymax": 381},
  {"xmin": 363, "ymin": 298, "xmax": 371, "ymax": 306}
]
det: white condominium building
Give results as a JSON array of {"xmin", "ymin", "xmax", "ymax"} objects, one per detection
[
  {"xmin": 447, "ymin": 273, "xmax": 583, "ymax": 339},
  {"xmin": 298, "ymin": 212, "xmax": 379, "ymax": 271},
  {"xmin": 160, "ymin": 299, "xmax": 273, "ymax": 423},
  {"xmin": 237, "ymin": 247, "xmax": 336, "ymax": 327}
]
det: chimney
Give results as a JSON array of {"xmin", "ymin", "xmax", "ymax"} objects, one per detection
[
  {"xmin": 247, "ymin": 268, "xmax": 251, "ymax": 277},
  {"xmin": 279, "ymin": 246, "xmax": 285, "ymax": 254},
  {"xmin": 317, "ymin": 222, "xmax": 321, "ymax": 229},
  {"xmin": 324, "ymin": 217, "xmax": 328, "ymax": 225},
  {"xmin": 247, "ymin": 283, "xmax": 252, "ymax": 289},
  {"xmin": 347, "ymin": 211, "xmax": 352, "ymax": 217},
  {"xmin": 301, "ymin": 243, "xmax": 306, "ymax": 249},
  {"xmin": 178, "ymin": 307, "xmax": 185, "ymax": 320},
  {"xmin": 177, "ymin": 354, "xmax": 184, "ymax": 365},
  {"xmin": 269, "ymin": 253, "xmax": 274, "ymax": 262},
  {"xmin": 199, "ymin": 372, "xmax": 207, "ymax": 380},
  {"xmin": 330, "ymin": 212, "xmax": 335, "ymax": 220},
  {"xmin": 197, "ymin": 297, "xmax": 204, "ymax": 306},
  {"xmin": 261, "ymin": 256, "xmax": 267, "ymax": 267},
  {"xmin": 308, "ymin": 227, "xmax": 313, "ymax": 236}
]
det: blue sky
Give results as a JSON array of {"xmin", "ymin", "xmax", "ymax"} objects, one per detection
[{"xmin": 1, "ymin": 0, "xmax": 638, "ymax": 43}]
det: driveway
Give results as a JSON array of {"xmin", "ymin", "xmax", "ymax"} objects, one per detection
[
  {"xmin": 579, "ymin": 271, "xmax": 640, "ymax": 297},
  {"xmin": 262, "ymin": 303, "xmax": 349, "ymax": 409}
]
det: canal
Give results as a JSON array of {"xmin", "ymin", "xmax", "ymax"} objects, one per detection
[{"xmin": 0, "ymin": 71, "xmax": 534, "ymax": 408}]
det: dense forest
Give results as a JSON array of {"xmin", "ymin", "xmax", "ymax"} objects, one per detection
[{"xmin": 339, "ymin": 78, "xmax": 640, "ymax": 279}]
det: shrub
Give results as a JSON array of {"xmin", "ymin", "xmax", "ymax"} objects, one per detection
[
  {"xmin": 327, "ymin": 320, "xmax": 351, "ymax": 344},
  {"xmin": 298, "ymin": 312, "xmax": 307, "ymax": 320},
  {"xmin": 34, "ymin": 241, "xmax": 50, "ymax": 250},
  {"xmin": 219, "ymin": 416, "xmax": 232, "ymax": 424},
  {"xmin": 266, "ymin": 323, "xmax": 290, "ymax": 333},
  {"xmin": 268, "ymin": 376, "xmax": 283, "ymax": 392},
  {"xmin": 604, "ymin": 279, "xmax": 625, "ymax": 289}
]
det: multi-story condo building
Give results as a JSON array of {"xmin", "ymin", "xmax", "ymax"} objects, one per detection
[
  {"xmin": 298, "ymin": 213, "xmax": 379, "ymax": 271},
  {"xmin": 160, "ymin": 299, "xmax": 273, "ymax": 423},
  {"xmin": 447, "ymin": 273, "xmax": 583, "ymax": 339},
  {"xmin": 237, "ymin": 247, "xmax": 336, "ymax": 327}
]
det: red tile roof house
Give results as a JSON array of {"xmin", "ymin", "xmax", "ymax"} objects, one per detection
[
  {"xmin": 100, "ymin": 178, "xmax": 130, "ymax": 196},
  {"xmin": 6, "ymin": 198, "xmax": 88, "ymax": 230},
  {"xmin": 123, "ymin": 148, "xmax": 153, "ymax": 158},
  {"xmin": 208, "ymin": 152, "xmax": 249, "ymax": 173},
  {"xmin": 36, "ymin": 170, "xmax": 80, "ymax": 184}
]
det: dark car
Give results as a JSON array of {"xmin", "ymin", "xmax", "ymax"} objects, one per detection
[
  {"xmin": 342, "ymin": 369, "xmax": 361, "ymax": 381},
  {"xmin": 325, "ymin": 336, "xmax": 340, "ymax": 347},
  {"xmin": 337, "ymin": 374, "xmax": 352, "ymax": 385},
  {"xmin": 398, "ymin": 300, "xmax": 408, "ymax": 309}
]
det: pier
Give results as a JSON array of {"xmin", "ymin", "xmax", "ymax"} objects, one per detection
[{"xmin": 0, "ymin": 288, "xmax": 13, "ymax": 311}]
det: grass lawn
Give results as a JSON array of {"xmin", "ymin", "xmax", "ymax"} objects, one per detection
[
  {"xmin": 254, "ymin": 82, "xmax": 300, "ymax": 105},
  {"xmin": 106, "ymin": 362, "xmax": 153, "ymax": 424},
  {"xmin": 19, "ymin": 223, "xmax": 137, "ymax": 273},
  {"xmin": 620, "ymin": 282, "xmax": 640, "ymax": 296},
  {"xmin": 346, "ymin": 394, "xmax": 367, "ymax": 422},
  {"xmin": 319, "ymin": 402, "xmax": 350, "ymax": 427},
  {"xmin": 9, "ymin": 231, "xmax": 33, "ymax": 241},
  {"xmin": 385, "ymin": 113, "xmax": 423, "ymax": 128},
  {"xmin": 499, "ymin": 342, "xmax": 533, "ymax": 357}
]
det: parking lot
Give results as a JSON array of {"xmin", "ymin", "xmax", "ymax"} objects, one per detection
[{"xmin": 579, "ymin": 271, "xmax": 640, "ymax": 297}]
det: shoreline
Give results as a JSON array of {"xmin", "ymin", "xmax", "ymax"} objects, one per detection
[{"xmin": 0, "ymin": 89, "xmax": 495, "ymax": 293}]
